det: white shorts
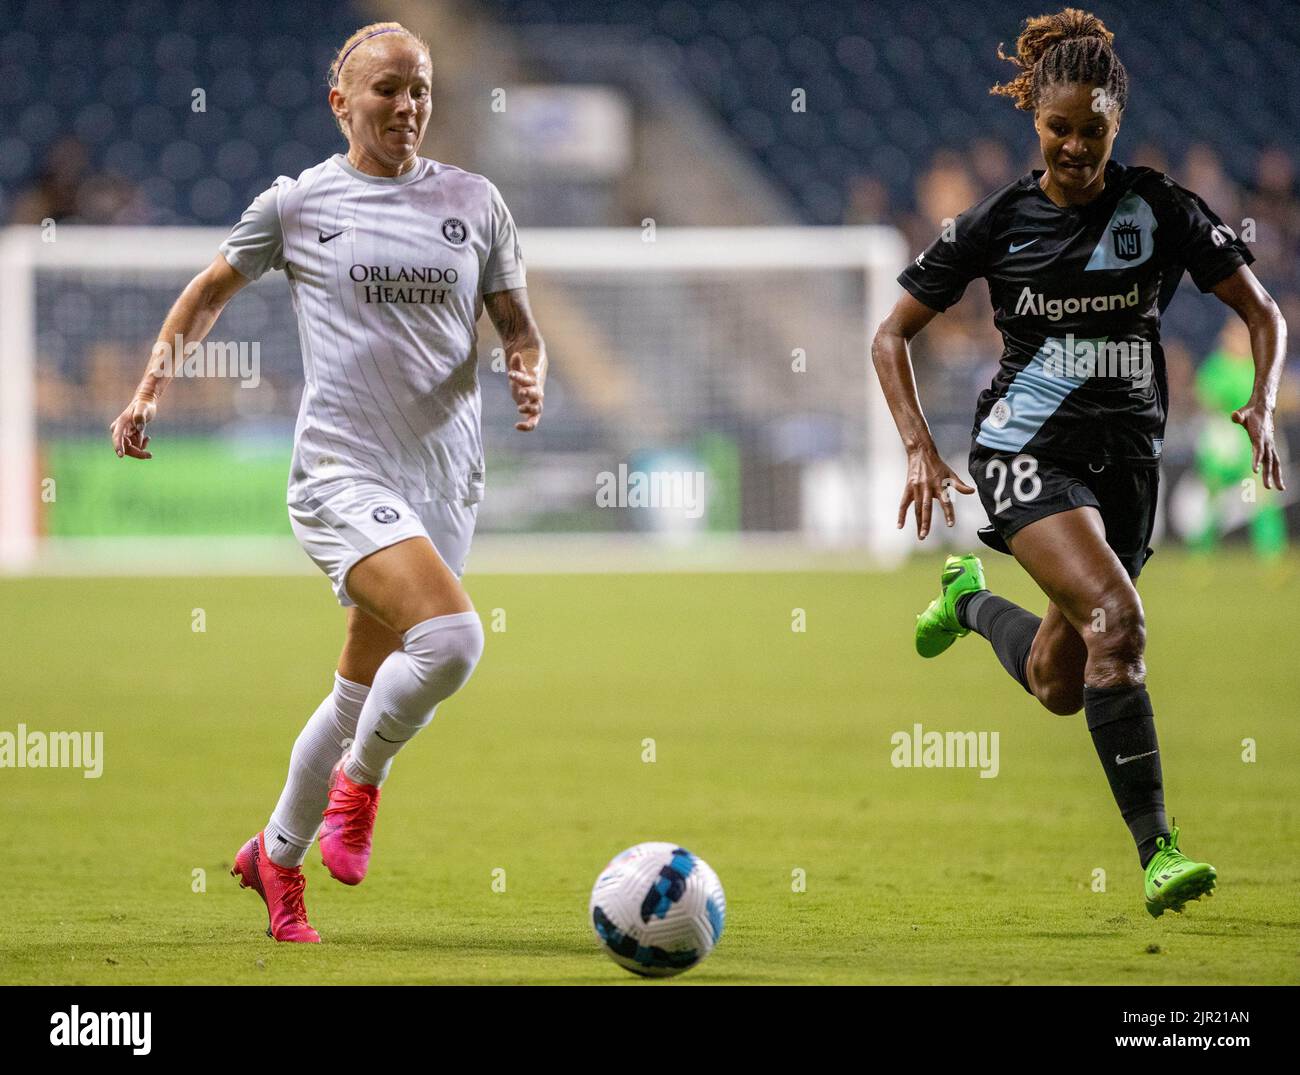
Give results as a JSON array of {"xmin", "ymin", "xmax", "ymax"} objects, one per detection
[{"xmin": 288, "ymin": 479, "xmax": 478, "ymax": 607}]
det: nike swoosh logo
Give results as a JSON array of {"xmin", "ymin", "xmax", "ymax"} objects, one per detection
[
  {"xmin": 1116, "ymin": 749, "xmax": 1158, "ymax": 765},
  {"xmin": 1008, "ymin": 238, "xmax": 1040, "ymax": 253},
  {"xmin": 319, "ymin": 228, "xmax": 350, "ymax": 243}
]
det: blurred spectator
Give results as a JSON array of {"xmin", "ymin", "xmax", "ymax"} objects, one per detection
[
  {"xmin": 968, "ymin": 137, "xmax": 1013, "ymax": 191},
  {"xmin": 8, "ymin": 137, "xmax": 89, "ymax": 223},
  {"xmin": 843, "ymin": 174, "xmax": 890, "ymax": 224},
  {"xmin": 8, "ymin": 137, "xmax": 149, "ymax": 225},
  {"xmin": 1179, "ymin": 143, "xmax": 1239, "ymax": 233},
  {"xmin": 915, "ymin": 149, "xmax": 978, "ymax": 222},
  {"xmin": 906, "ymin": 148, "xmax": 978, "ymax": 252},
  {"xmin": 1243, "ymin": 145, "xmax": 1300, "ymax": 291},
  {"xmin": 1130, "ymin": 141, "xmax": 1170, "ymax": 174}
]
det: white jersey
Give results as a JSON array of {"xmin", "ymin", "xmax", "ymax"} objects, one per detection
[{"xmin": 219, "ymin": 153, "xmax": 526, "ymax": 506}]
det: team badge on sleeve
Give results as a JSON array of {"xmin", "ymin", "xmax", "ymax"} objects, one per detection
[
  {"xmin": 442, "ymin": 218, "xmax": 467, "ymax": 245},
  {"xmin": 372, "ymin": 506, "xmax": 400, "ymax": 524}
]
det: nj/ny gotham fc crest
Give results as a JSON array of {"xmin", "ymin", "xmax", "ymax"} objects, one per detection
[
  {"xmin": 1085, "ymin": 192, "xmax": 1155, "ymax": 272},
  {"xmin": 442, "ymin": 217, "xmax": 467, "ymax": 245},
  {"xmin": 1111, "ymin": 218, "xmax": 1142, "ymax": 261}
]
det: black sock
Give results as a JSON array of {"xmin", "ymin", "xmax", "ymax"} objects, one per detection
[
  {"xmin": 956, "ymin": 591, "xmax": 1041, "ymax": 694},
  {"xmin": 1083, "ymin": 685, "xmax": 1169, "ymax": 866}
]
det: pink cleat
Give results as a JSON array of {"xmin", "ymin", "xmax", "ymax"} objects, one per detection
[
  {"xmin": 231, "ymin": 831, "xmax": 321, "ymax": 943},
  {"xmin": 319, "ymin": 752, "xmax": 381, "ymax": 885}
]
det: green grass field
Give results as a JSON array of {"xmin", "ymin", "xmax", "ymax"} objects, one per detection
[{"xmin": 1, "ymin": 552, "xmax": 1297, "ymax": 984}]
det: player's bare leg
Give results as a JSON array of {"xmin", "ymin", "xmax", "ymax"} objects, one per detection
[
  {"xmin": 318, "ymin": 537, "xmax": 484, "ymax": 884},
  {"xmin": 1008, "ymin": 507, "xmax": 1215, "ymax": 914},
  {"xmin": 1006, "ymin": 507, "xmax": 1142, "ymax": 687},
  {"xmin": 346, "ymin": 534, "xmax": 475, "ymax": 632},
  {"xmin": 338, "ymin": 606, "xmax": 404, "ymax": 686},
  {"xmin": 1024, "ymin": 602, "xmax": 1088, "ymax": 716}
]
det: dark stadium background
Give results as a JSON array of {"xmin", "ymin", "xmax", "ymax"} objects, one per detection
[{"xmin": 2, "ymin": 0, "xmax": 1295, "ymax": 552}]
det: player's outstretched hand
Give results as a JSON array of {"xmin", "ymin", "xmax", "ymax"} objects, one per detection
[
  {"xmin": 1231, "ymin": 400, "xmax": 1286, "ymax": 491},
  {"xmin": 110, "ymin": 394, "xmax": 157, "ymax": 459},
  {"xmin": 897, "ymin": 445, "xmax": 975, "ymax": 540},
  {"xmin": 507, "ymin": 352, "xmax": 543, "ymax": 432}
]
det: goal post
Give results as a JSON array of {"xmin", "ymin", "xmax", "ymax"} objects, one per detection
[
  {"xmin": 0, "ymin": 223, "xmax": 910, "ymax": 574},
  {"xmin": 0, "ymin": 227, "xmax": 38, "ymax": 572}
]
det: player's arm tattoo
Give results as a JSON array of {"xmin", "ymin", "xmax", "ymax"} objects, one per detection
[{"xmin": 485, "ymin": 287, "xmax": 547, "ymax": 381}]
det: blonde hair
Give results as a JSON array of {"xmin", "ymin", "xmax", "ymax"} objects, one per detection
[{"xmin": 328, "ymin": 21, "xmax": 432, "ymax": 136}]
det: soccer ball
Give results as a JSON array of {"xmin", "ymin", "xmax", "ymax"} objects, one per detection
[{"xmin": 589, "ymin": 842, "xmax": 726, "ymax": 977}]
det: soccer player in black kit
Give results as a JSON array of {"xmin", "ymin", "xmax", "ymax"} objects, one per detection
[{"xmin": 872, "ymin": 9, "xmax": 1287, "ymax": 917}]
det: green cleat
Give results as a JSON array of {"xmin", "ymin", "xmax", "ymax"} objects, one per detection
[
  {"xmin": 1144, "ymin": 825, "xmax": 1217, "ymax": 918},
  {"xmin": 914, "ymin": 553, "xmax": 987, "ymax": 658}
]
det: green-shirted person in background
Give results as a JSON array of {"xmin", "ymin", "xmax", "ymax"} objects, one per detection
[{"xmin": 1193, "ymin": 316, "xmax": 1288, "ymax": 559}]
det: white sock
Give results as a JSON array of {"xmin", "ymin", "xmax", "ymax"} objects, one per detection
[
  {"xmin": 346, "ymin": 612, "xmax": 484, "ymax": 787},
  {"xmin": 264, "ymin": 673, "xmax": 370, "ymax": 867}
]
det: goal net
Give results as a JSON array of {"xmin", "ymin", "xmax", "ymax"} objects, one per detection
[{"xmin": 0, "ymin": 224, "xmax": 909, "ymax": 574}]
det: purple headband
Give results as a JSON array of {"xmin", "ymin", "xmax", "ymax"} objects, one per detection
[{"xmin": 331, "ymin": 28, "xmax": 403, "ymax": 86}]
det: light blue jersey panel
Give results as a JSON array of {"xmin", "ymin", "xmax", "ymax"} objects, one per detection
[{"xmin": 975, "ymin": 337, "xmax": 1108, "ymax": 452}]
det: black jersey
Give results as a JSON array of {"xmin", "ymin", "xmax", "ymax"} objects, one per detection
[{"xmin": 897, "ymin": 160, "xmax": 1253, "ymax": 465}]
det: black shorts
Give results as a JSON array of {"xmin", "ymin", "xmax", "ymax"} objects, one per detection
[{"xmin": 968, "ymin": 444, "xmax": 1159, "ymax": 579}]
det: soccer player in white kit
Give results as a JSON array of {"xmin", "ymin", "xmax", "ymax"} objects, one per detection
[{"xmin": 109, "ymin": 22, "xmax": 547, "ymax": 942}]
